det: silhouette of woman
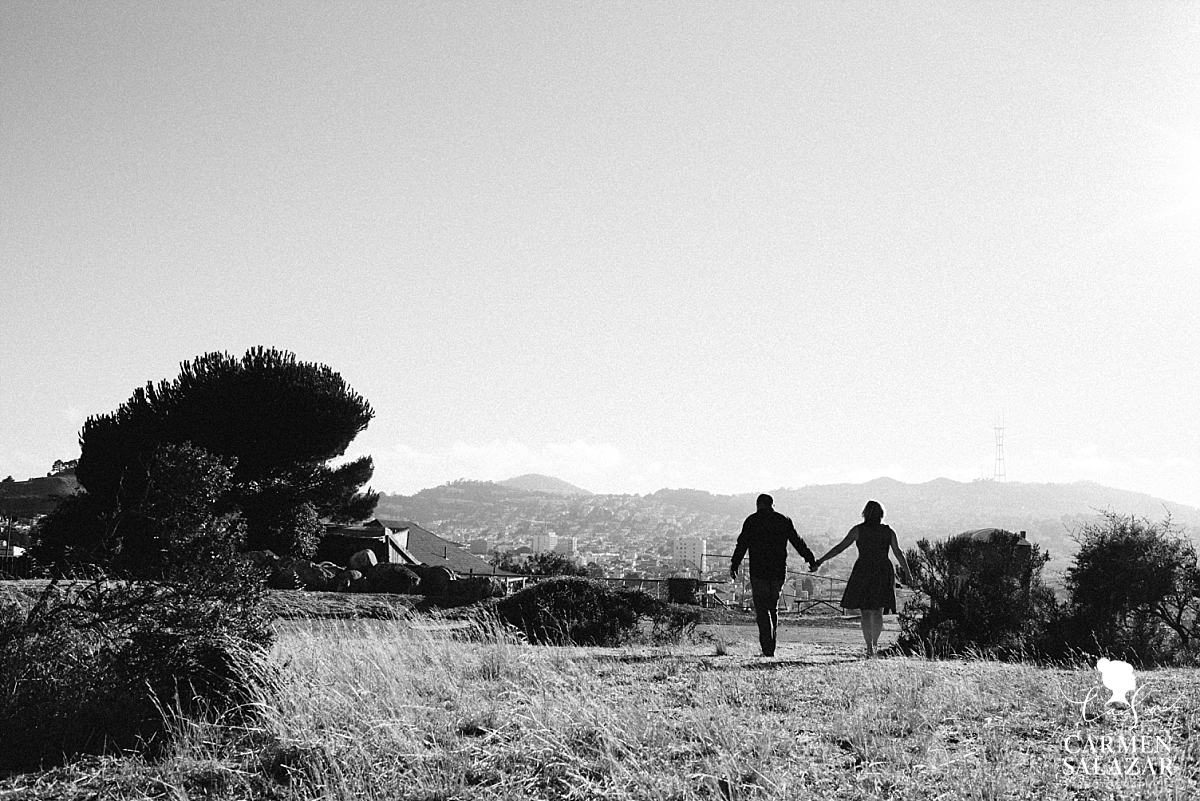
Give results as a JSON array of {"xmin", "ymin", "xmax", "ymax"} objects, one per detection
[{"xmin": 813, "ymin": 500, "xmax": 912, "ymax": 657}]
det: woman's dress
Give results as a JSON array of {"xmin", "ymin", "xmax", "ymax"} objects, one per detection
[{"xmin": 840, "ymin": 522, "xmax": 897, "ymax": 613}]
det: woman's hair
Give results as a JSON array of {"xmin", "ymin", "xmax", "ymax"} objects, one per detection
[{"xmin": 862, "ymin": 499, "xmax": 885, "ymax": 524}]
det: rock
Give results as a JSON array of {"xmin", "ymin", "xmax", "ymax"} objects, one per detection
[
  {"xmin": 267, "ymin": 563, "xmax": 304, "ymax": 590},
  {"xmin": 365, "ymin": 563, "xmax": 422, "ymax": 594},
  {"xmin": 333, "ymin": 568, "xmax": 359, "ymax": 593},
  {"xmin": 415, "ymin": 564, "xmax": 456, "ymax": 596},
  {"xmin": 348, "ymin": 549, "xmax": 378, "ymax": 573},
  {"xmin": 292, "ymin": 560, "xmax": 335, "ymax": 591},
  {"xmin": 452, "ymin": 575, "xmax": 506, "ymax": 601},
  {"xmin": 242, "ymin": 550, "xmax": 280, "ymax": 573},
  {"xmin": 346, "ymin": 571, "xmax": 371, "ymax": 593},
  {"xmin": 270, "ymin": 558, "xmax": 329, "ymax": 590}
]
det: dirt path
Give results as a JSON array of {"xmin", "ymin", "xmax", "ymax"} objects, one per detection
[{"xmin": 698, "ymin": 615, "xmax": 900, "ymax": 653}]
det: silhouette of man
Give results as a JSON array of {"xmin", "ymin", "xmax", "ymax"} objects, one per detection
[{"xmin": 730, "ymin": 494, "xmax": 817, "ymax": 657}]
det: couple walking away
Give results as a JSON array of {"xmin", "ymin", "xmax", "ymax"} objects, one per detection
[{"xmin": 729, "ymin": 495, "xmax": 912, "ymax": 658}]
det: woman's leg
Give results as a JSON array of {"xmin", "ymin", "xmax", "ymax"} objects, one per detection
[
  {"xmin": 862, "ymin": 609, "xmax": 883, "ymax": 655},
  {"xmin": 868, "ymin": 609, "xmax": 884, "ymax": 651}
]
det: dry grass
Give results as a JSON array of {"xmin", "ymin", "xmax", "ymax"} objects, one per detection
[
  {"xmin": 2, "ymin": 617, "xmax": 1199, "ymax": 800},
  {"xmin": 263, "ymin": 589, "xmax": 418, "ymax": 619}
]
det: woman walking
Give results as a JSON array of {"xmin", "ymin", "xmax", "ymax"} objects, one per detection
[{"xmin": 813, "ymin": 500, "xmax": 912, "ymax": 657}]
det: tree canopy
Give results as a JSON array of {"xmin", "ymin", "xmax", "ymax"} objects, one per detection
[
  {"xmin": 898, "ymin": 529, "xmax": 1057, "ymax": 658},
  {"xmin": 42, "ymin": 347, "xmax": 378, "ymax": 566},
  {"xmin": 1063, "ymin": 512, "xmax": 1200, "ymax": 661},
  {"xmin": 490, "ymin": 550, "xmax": 589, "ymax": 577}
]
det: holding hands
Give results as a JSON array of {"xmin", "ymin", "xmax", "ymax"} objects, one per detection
[{"xmin": 808, "ymin": 557, "xmax": 822, "ymax": 573}]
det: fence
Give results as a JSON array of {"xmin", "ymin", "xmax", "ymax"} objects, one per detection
[{"xmin": 0, "ymin": 556, "xmax": 33, "ymax": 579}]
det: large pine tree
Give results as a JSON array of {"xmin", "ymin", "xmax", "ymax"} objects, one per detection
[{"xmin": 44, "ymin": 347, "xmax": 378, "ymax": 566}]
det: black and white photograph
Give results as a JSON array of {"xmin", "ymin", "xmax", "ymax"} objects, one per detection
[{"xmin": 2, "ymin": 2, "xmax": 1199, "ymax": 798}]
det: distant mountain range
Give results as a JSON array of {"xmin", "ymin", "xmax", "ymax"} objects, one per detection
[
  {"xmin": 7, "ymin": 468, "xmax": 1198, "ymax": 581},
  {"xmin": 375, "ymin": 474, "xmax": 1200, "ymax": 579}
]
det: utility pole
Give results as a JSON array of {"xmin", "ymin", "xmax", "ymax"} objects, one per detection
[{"xmin": 994, "ymin": 417, "xmax": 1006, "ymax": 483}]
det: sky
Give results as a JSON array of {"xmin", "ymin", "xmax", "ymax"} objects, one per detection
[{"xmin": 3, "ymin": 2, "xmax": 1199, "ymax": 507}]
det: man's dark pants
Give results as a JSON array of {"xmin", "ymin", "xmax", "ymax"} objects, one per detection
[{"xmin": 750, "ymin": 577, "xmax": 785, "ymax": 656}]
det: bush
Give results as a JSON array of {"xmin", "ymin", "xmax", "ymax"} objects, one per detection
[
  {"xmin": 1055, "ymin": 512, "xmax": 1200, "ymax": 665},
  {"xmin": 493, "ymin": 577, "xmax": 700, "ymax": 646},
  {"xmin": 2, "ymin": 443, "xmax": 276, "ymax": 772},
  {"xmin": 490, "ymin": 550, "xmax": 588, "ymax": 577},
  {"xmin": 0, "ymin": 569, "xmax": 274, "ymax": 772},
  {"xmin": 35, "ymin": 443, "xmax": 244, "ymax": 579},
  {"xmin": 245, "ymin": 498, "xmax": 323, "ymax": 560},
  {"xmin": 898, "ymin": 529, "xmax": 1057, "ymax": 659}
]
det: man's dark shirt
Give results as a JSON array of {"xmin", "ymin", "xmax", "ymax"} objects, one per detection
[{"xmin": 731, "ymin": 508, "xmax": 815, "ymax": 582}]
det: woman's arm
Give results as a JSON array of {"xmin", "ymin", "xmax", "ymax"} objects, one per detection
[
  {"xmin": 814, "ymin": 528, "xmax": 857, "ymax": 568},
  {"xmin": 889, "ymin": 529, "xmax": 913, "ymax": 584}
]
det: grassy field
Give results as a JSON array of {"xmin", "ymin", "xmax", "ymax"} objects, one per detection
[{"xmin": 2, "ymin": 606, "xmax": 1198, "ymax": 801}]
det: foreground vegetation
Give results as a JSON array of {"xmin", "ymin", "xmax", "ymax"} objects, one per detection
[
  {"xmin": 2, "ymin": 618, "xmax": 1197, "ymax": 800},
  {"xmin": 9, "ymin": 348, "xmax": 1198, "ymax": 797}
]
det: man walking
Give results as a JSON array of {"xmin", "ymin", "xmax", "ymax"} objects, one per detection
[{"xmin": 730, "ymin": 494, "xmax": 817, "ymax": 657}]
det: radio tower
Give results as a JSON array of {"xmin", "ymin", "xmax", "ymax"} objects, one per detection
[{"xmin": 993, "ymin": 419, "xmax": 1006, "ymax": 483}]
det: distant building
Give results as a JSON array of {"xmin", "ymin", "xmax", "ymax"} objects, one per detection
[
  {"xmin": 315, "ymin": 523, "xmax": 408, "ymax": 566},
  {"xmin": 371, "ymin": 518, "xmax": 515, "ymax": 577},
  {"xmin": 553, "ymin": 536, "xmax": 578, "ymax": 556},
  {"xmin": 530, "ymin": 533, "xmax": 559, "ymax": 553},
  {"xmin": 469, "ymin": 538, "xmax": 491, "ymax": 555},
  {"xmin": 672, "ymin": 538, "xmax": 707, "ymax": 573},
  {"xmin": 316, "ymin": 519, "xmax": 520, "ymax": 581}
]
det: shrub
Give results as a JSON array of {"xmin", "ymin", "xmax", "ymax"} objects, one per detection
[
  {"xmin": 34, "ymin": 442, "xmax": 244, "ymax": 579},
  {"xmin": 1055, "ymin": 512, "xmax": 1200, "ymax": 665},
  {"xmin": 898, "ymin": 529, "xmax": 1057, "ymax": 659},
  {"xmin": 489, "ymin": 550, "xmax": 588, "ymax": 577},
  {"xmin": 0, "ymin": 569, "xmax": 274, "ymax": 772},
  {"xmin": 2, "ymin": 443, "xmax": 275, "ymax": 772},
  {"xmin": 493, "ymin": 577, "xmax": 700, "ymax": 646}
]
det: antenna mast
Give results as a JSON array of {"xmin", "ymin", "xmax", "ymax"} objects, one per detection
[{"xmin": 993, "ymin": 417, "xmax": 1006, "ymax": 482}]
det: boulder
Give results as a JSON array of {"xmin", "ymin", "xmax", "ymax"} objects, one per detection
[
  {"xmin": 414, "ymin": 564, "xmax": 456, "ymax": 596},
  {"xmin": 365, "ymin": 563, "xmax": 422, "ymax": 594},
  {"xmin": 334, "ymin": 568, "xmax": 362, "ymax": 593},
  {"xmin": 348, "ymin": 549, "xmax": 378, "ymax": 573},
  {"xmin": 452, "ymin": 575, "xmax": 507, "ymax": 601},
  {"xmin": 270, "ymin": 558, "xmax": 324, "ymax": 590},
  {"xmin": 292, "ymin": 560, "xmax": 336, "ymax": 591},
  {"xmin": 242, "ymin": 550, "xmax": 280, "ymax": 573},
  {"xmin": 267, "ymin": 563, "xmax": 304, "ymax": 590}
]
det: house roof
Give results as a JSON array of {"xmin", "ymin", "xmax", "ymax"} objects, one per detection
[
  {"xmin": 958, "ymin": 528, "xmax": 1032, "ymax": 547},
  {"xmin": 369, "ymin": 519, "xmax": 519, "ymax": 576},
  {"xmin": 314, "ymin": 524, "xmax": 411, "ymax": 567}
]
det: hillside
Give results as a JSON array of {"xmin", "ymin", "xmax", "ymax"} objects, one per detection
[
  {"xmin": 498, "ymin": 473, "xmax": 592, "ymax": 495},
  {"xmin": 0, "ymin": 473, "xmax": 79, "ymax": 518},
  {"xmin": 374, "ymin": 477, "xmax": 1200, "ymax": 580}
]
